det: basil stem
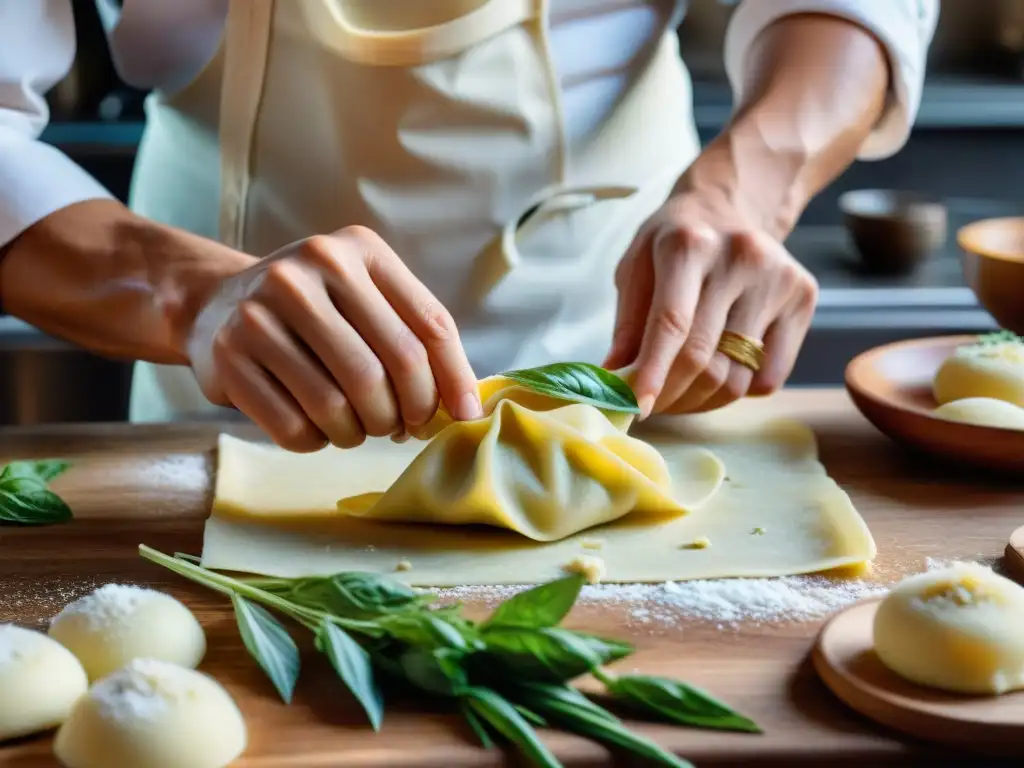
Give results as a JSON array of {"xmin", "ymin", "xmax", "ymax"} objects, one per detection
[{"xmin": 460, "ymin": 702, "xmax": 495, "ymax": 749}]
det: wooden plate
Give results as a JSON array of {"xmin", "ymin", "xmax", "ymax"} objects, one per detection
[
  {"xmin": 1006, "ymin": 525, "xmax": 1024, "ymax": 582},
  {"xmin": 812, "ymin": 600, "xmax": 1024, "ymax": 754},
  {"xmin": 845, "ymin": 335, "xmax": 1024, "ymax": 473}
]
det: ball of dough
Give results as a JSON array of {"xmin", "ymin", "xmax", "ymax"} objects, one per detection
[
  {"xmin": 54, "ymin": 658, "xmax": 247, "ymax": 768},
  {"xmin": 933, "ymin": 338, "xmax": 1024, "ymax": 407},
  {"xmin": 49, "ymin": 584, "xmax": 206, "ymax": 681},
  {"xmin": 0, "ymin": 624, "xmax": 88, "ymax": 742},
  {"xmin": 873, "ymin": 562, "xmax": 1024, "ymax": 694},
  {"xmin": 932, "ymin": 397, "xmax": 1024, "ymax": 430}
]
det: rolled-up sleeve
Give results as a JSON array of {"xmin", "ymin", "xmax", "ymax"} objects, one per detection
[
  {"xmin": 723, "ymin": 0, "xmax": 940, "ymax": 160},
  {"xmin": 0, "ymin": 0, "xmax": 114, "ymax": 250}
]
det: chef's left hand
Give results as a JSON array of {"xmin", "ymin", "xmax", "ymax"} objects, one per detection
[{"xmin": 603, "ymin": 191, "xmax": 818, "ymax": 417}]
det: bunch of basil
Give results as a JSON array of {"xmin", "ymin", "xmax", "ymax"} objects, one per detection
[{"xmin": 141, "ymin": 546, "xmax": 759, "ymax": 768}]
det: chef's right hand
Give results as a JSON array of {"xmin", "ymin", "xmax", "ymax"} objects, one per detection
[{"xmin": 186, "ymin": 226, "xmax": 483, "ymax": 452}]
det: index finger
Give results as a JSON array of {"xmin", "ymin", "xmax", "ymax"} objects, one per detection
[
  {"xmin": 630, "ymin": 234, "xmax": 708, "ymax": 417},
  {"xmin": 366, "ymin": 251, "xmax": 482, "ymax": 423}
]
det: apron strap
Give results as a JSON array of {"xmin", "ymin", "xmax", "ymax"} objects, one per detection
[
  {"xmin": 218, "ymin": 0, "xmax": 275, "ymax": 250},
  {"xmin": 298, "ymin": 0, "xmax": 541, "ymax": 66}
]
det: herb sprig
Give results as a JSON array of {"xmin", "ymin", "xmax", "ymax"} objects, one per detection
[
  {"xmin": 976, "ymin": 329, "xmax": 1023, "ymax": 347},
  {"xmin": 958, "ymin": 329, "xmax": 1024, "ymax": 357},
  {"xmin": 139, "ymin": 545, "xmax": 759, "ymax": 767},
  {"xmin": 0, "ymin": 459, "xmax": 72, "ymax": 525},
  {"xmin": 501, "ymin": 362, "xmax": 640, "ymax": 414}
]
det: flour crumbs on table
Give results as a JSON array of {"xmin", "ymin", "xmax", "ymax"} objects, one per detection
[
  {"xmin": 437, "ymin": 574, "xmax": 890, "ymax": 630},
  {"xmin": 0, "ymin": 577, "xmax": 103, "ymax": 626}
]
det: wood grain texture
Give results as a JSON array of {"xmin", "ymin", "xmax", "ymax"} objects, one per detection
[
  {"xmin": 813, "ymin": 600, "xmax": 1024, "ymax": 754},
  {"xmin": 1, "ymin": 389, "xmax": 1022, "ymax": 767}
]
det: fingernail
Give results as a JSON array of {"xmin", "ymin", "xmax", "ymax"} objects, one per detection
[
  {"xmin": 638, "ymin": 394, "xmax": 655, "ymax": 420},
  {"xmin": 457, "ymin": 392, "xmax": 483, "ymax": 421}
]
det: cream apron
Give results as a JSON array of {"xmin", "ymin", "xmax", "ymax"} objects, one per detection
[{"xmin": 127, "ymin": 0, "xmax": 702, "ymax": 423}]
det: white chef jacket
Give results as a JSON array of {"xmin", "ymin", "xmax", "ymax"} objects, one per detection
[{"xmin": 0, "ymin": 0, "xmax": 938, "ymax": 260}]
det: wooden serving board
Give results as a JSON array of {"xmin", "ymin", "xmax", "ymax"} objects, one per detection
[
  {"xmin": 1005, "ymin": 525, "xmax": 1024, "ymax": 583},
  {"xmin": 2, "ymin": 390, "xmax": 1023, "ymax": 768},
  {"xmin": 814, "ymin": 600, "xmax": 1024, "ymax": 754}
]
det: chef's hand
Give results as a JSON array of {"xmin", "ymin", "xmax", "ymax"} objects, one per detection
[
  {"xmin": 187, "ymin": 226, "xmax": 482, "ymax": 452},
  {"xmin": 603, "ymin": 193, "xmax": 818, "ymax": 417}
]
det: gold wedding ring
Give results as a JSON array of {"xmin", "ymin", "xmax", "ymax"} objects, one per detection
[{"xmin": 717, "ymin": 329, "xmax": 766, "ymax": 373}]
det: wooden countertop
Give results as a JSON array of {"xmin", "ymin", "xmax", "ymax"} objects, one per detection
[{"xmin": 1, "ymin": 389, "xmax": 1021, "ymax": 767}]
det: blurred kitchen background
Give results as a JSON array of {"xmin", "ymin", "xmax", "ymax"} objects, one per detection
[{"xmin": 3, "ymin": 0, "xmax": 1023, "ymax": 424}]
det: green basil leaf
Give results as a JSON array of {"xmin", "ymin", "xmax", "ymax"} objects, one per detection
[
  {"xmin": 511, "ymin": 683, "xmax": 694, "ymax": 768},
  {"xmin": 605, "ymin": 674, "xmax": 761, "ymax": 733},
  {"xmin": 319, "ymin": 620, "xmax": 385, "ymax": 731},
  {"xmin": 377, "ymin": 613, "xmax": 476, "ymax": 650},
  {"xmin": 462, "ymin": 687, "xmax": 561, "ymax": 768},
  {"xmin": 0, "ymin": 459, "xmax": 70, "ymax": 484},
  {"xmin": 276, "ymin": 572, "xmax": 433, "ymax": 619},
  {"xmin": 399, "ymin": 647, "xmax": 468, "ymax": 697},
  {"xmin": 512, "ymin": 682, "xmax": 618, "ymax": 723},
  {"xmin": 231, "ymin": 594, "xmax": 300, "ymax": 704},
  {"xmin": 480, "ymin": 627, "xmax": 625, "ymax": 683},
  {"xmin": 568, "ymin": 632, "xmax": 634, "ymax": 663},
  {"xmin": 512, "ymin": 703, "xmax": 548, "ymax": 728},
  {"xmin": 0, "ymin": 486, "xmax": 72, "ymax": 525},
  {"xmin": 501, "ymin": 362, "xmax": 640, "ymax": 413},
  {"xmin": 484, "ymin": 575, "xmax": 584, "ymax": 629}
]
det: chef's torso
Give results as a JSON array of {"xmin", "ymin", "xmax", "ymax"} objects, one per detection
[{"xmin": 125, "ymin": 0, "xmax": 702, "ymax": 422}]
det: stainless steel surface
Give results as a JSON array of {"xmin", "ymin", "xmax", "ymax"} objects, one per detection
[{"xmin": 0, "ymin": 319, "xmax": 132, "ymax": 426}]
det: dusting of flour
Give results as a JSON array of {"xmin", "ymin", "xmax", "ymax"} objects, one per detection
[
  {"xmin": 50, "ymin": 583, "xmax": 157, "ymax": 631},
  {"xmin": 437, "ymin": 573, "xmax": 891, "ymax": 630},
  {"xmin": 434, "ymin": 557, "xmax": 1001, "ymax": 630},
  {"xmin": 90, "ymin": 658, "xmax": 190, "ymax": 724}
]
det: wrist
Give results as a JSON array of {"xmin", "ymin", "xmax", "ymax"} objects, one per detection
[
  {"xmin": 0, "ymin": 200, "xmax": 256, "ymax": 364},
  {"xmin": 674, "ymin": 113, "xmax": 811, "ymax": 241},
  {"xmin": 146, "ymin": 224, "xmax": 257, "ymax": 361}
]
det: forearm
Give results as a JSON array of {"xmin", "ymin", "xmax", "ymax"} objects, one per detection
[
  {"xmin": 680, "ymin": 13, "xmax": 890, "ymax": 239},
  {"xmin": 0, "ymin": 200, "xmax": 256, "ymax": 364}
]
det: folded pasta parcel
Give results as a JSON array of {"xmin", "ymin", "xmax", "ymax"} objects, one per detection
[{"xmin": 336, "ymin": 374, "xmax": 726, "ymax": 542}]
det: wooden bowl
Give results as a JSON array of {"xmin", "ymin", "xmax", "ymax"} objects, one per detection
[
  {"xmin": 839, "ymin": 190, "xmax": 947, "ymax": 276},
  {"xmin": 958, "ymin": 217, "xmax": 1024, "ymax": 334},
  {"xmin": 844, "ymin": 335, "xmax": 1024, "ymax": 473}
]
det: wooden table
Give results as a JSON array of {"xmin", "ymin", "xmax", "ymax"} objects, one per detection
[{"xmin": 1, "ymin": 389, "xmax": 1021, "ymax": 767}]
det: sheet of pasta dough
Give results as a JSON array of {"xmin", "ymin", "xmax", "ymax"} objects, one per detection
[{"xmin": 201, "ymin": 401, "xmax": 875, "ymax": 585}]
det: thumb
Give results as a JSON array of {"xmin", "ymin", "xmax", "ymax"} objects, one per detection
[{"xmin": 185, "ymin": 289, "xmax": 236, "ymax": 407}]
